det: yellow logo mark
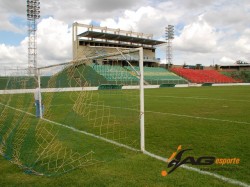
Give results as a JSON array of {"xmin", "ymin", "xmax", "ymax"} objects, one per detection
[
  {"xmin": 162, "ymin": 145, "xmax": 182, "ymax": 177},
  {"xmin": 167, "ymin": 145, "xmax": 182, "ymax": 162}
]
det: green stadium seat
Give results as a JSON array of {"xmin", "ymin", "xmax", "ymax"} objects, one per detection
[{"xmin": 124, "ymin": 66, "xmax": 187, "ymax": 84}]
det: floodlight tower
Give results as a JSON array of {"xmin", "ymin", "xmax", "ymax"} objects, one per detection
[
  {"xmin": 27, "ymin": 0, "xmax": 40, "ymax": 76},
  {"xmin": 165, "ymin": 25, "xmax": 174, "ymax": 69}
]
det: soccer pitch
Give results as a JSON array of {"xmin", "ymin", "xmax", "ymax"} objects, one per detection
[{"xmin": 0, "ymin": 86, "xmax": 249, "ymax": 187}]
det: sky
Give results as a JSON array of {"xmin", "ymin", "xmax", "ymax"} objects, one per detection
[{"xmin": 0, "ymin": 0, "xmax": 249, "ymax": 71}]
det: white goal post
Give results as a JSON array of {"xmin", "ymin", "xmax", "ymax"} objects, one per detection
[{"xmin": 36, "ymin": 47, "xmax": 145, "ymax": 152}]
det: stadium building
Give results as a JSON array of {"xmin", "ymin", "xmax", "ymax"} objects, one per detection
[
  {"xmin": 70, "ymin": 22, "xmax": 188, "ymax": 86},
  {"xmin": 72, "ymin": 22, "xmax": 165, "ymax": 67}
]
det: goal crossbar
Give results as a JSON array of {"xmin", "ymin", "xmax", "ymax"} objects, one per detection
[
  {"xmin": 38, "ymin": 48, "xmax": 141, "ymax": 70},
  {"xmin": 36, "ymin": 47, "xmax": 145, "ymax": 152}
]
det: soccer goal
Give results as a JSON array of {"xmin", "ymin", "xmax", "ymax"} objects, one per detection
[{"xmin": 0, "ymin": 47, "xmax": 145, "ymax": 176}]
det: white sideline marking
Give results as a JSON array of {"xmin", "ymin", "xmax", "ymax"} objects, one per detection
[
  {"xmin": 0, "ymin": 102, "xmax": 249, "ymax": 186},
  {"xmin": 0, "ymin": 102, "xmax": 140, "ymax": 153},
  {"xmin": 145, "ymin": 95, "xmax": 250, "ymax": 103},
  {"xmin": 48, "ymin": 102, "xmax": 250, "ymax": 125},
  {"xmin": 144, "ymin": 151, "xmax": 250, "ymax": 187},
  {"xmin": 146, "ymin": 110, "xmax": 250, "ymax": 125},
  {"xmin": 213, "ymin": 83, "xmax": 250, "ymax": 86},
  {"xmin": 17, "ymin": 103, "xmax": 250, "ymax": 125}
]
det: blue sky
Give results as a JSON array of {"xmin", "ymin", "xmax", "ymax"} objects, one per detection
[
  {"xmin": 0, "ymin": 31, "xmax": 25, "ymax": 45},
  {"xmin": 0, "ymin": 16, "xmax": 26, "ymax": 45},
  {"xmin": 0, "ymin": 0, "xmax": 249, "ymax": 70}
]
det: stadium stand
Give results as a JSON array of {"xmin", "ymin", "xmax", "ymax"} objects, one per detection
[
  {"xmin": 90, "ymin": 64, "xmax": 139, "ymax": 85},
  {"xmin": 171, "ymin": 68, "xmax": 240, "ymax": 83},
  {"xmin": 0, "ymin": 65, "xmax": 189, "ymax": 90},
  {"xmin": 0, "ymin": 76, "xmax": 35, "ymax": 89},
  {"xmin": 0, "ymin": 77, "xmax": 9, "ymax": 89},
  {"xmin": 125, "ymin": 66, "xmax": 187, "ymax": 84},
  {"xmin": 40, "ymin": 64, "xmax": 108, "ymax": 88},
  {"xmin": 221, "ymin": 71, "xmax": 250, "ymax": 83}
]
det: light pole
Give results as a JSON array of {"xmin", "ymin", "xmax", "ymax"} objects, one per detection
[
  {"xmin": 27, "ymin": 0, "xmax": 40, "ymax": 76},
  {"xmin": 165, "ymin": 25, "xmax": 174, "ymax": 69}
]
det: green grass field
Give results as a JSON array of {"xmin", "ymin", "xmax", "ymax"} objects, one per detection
[{"xmin": 0, "ymin": 86, "xmax": 249, "ymax": 187}]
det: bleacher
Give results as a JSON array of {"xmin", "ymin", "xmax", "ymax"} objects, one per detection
[
  {"xmin": 41, "ymin": 64, "xmax": 108, "ymax": 88},
  {"xmin": 5, "ymin": 65, "xmax": 246, "ymax": 90},
  {"xmin": 221, "ymin": 71, "xmax": 250, "ymax": 83},
  {"xmin": 125, "ymin": 66, "xmax": 187, "ymax": 84},
  {"xmin": 171, "ymin": 68, "xmax": 240, "ymax": 83},
  {"xmin": 90, "ymin": 64, "xmax": 139, "ymax": 85},
  {"xmin": 0, "ymin": 76, "xmax": 36, "ymax": 90}
]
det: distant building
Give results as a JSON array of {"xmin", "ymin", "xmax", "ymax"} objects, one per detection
[{"xmin": 219, "ymin": 60, "xmax": 250, "ymax": 71}]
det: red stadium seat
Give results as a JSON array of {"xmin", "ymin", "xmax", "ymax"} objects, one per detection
[{"xmin": 171, "ymin": 68, "xmax": 240, "ymax": 83}]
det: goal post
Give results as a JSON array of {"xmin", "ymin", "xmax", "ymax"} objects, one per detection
[
  {"xmin": 37, "ymin": 69, "xmax": 43, "ymax": 119},
  {"xmin": 0, "ymin": 46, "xmax": 145, "ymax": 175},
  {"xmin": 37, "ymin": 47, "xmax": 145, "ymax": 151},
  {"xmin": 139, "ymin": 47, "xmax": 145, "ymax": 152}
]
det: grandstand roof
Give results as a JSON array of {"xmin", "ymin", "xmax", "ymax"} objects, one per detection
[{"xmin": 78, "ymin": 31, "xmax": 166, "ymax": 46}]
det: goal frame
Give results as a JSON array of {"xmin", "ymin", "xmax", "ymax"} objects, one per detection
[{"xmin": 36, "ymin": 47, "xmax": 145, "ymax": 152}]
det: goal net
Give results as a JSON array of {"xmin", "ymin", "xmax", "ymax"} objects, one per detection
[{"xmin": 0, "ymin": 47, "xmax": 144, "ymax": 176}]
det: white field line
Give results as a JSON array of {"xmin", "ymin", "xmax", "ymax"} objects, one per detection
[
  {"xmin": 2, "ymin": 87, "xmax": 250, "ymax": 103},
  {"xmin": 144, "ymin": 95, "xmax": 250, "ymax": 103},
  {"xmin": 41, "ymin": 118, "xmax": 140, "ymax": 152},
  {"xmin": 212, "ymin": 83, "xmax": 250, "ymax": 86},
  {"xmin": 0, "ymin": 102, "xmax": 140, "ymax": 153},
  {"xmin": 17, "ymin": 103, "xmax": 250, "ymax": 125},
  {"xmin": 91, "ymin": 92, "xmax": 250, "ymax": 103},
  {"xmin": 145, "ymin": 110, "xmax": 250, "ymax": 125},
  {"xmin": 0, "ymin": 102, "xmax": 249, "ymax": 186},
  {"xmin": 144, "ymin": 151, "xmax": 250, "ymax": 187},
  {"xmin": 47, "ymin": 103, "xmax": 250, "ymax": 125}
]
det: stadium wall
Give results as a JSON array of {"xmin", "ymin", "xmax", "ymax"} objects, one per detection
[{"xmin": 1, "ymin": 83, "xmax": 250, "ymax": 95}]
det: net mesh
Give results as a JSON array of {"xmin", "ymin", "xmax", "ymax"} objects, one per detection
[{"xmin": 0, "ymin": 48, "xmax": 141, "ymax": 176}]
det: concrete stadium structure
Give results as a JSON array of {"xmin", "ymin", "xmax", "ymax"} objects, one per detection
[{"xmin": 72, "ymin": 22, "xmax": 166, "ymax": 67}]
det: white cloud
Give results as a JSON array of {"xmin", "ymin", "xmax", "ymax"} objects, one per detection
[
  {"xmin": 0, "ymin": 0, "xmax": 26, "ymax": 33},
  {"xmin": 174, "ymin": 16, "xmax": 217, "ymax": 53},
  {"xmin": 100, "ymin": 7, "xmax": 163, "ymax": 38},
  {"xmin": 0, "ymin": 44, "xmax": 25, "ymax": 64},
  {"xmin": 219, "ymin": 56, "xmax": 235, "ymax": 64},
  {"xmin": 100, "ymin": 7, "xmax": 158, "ymax": 31},
  {"xmin": 84, "ymin": 0, "xmax": 142, "ymax": 12},
  {"xmin": 0, "ymin": 17, "xmax": 74, "ymax": 70},
  {"xmin": 174, "ymin": 0, "xmax": 218, "ymax": 9},
  {"xmin": 0, "ymin": 0, "xmax": 249, "ymax": 68},
  {"xmin": 204, "ymin": 1, "xmax": 250, "ymax": 32},
  {"xmin": 40, "ymin": 0, "xmax": 146, "ymax": 24},
  {"xmin": 37, "ymin": 17, "xmax": 72, "ymax": 64},
  {"xmin": 235, "ymin": 28, "xmax": 250, "ymax": 54}
]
